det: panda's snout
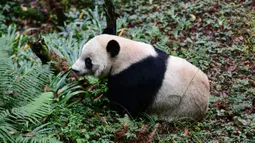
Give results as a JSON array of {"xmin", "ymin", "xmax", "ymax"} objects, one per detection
[{"xmin": 71, "ymin": 61, "xmax": 82, "ymax": 75}]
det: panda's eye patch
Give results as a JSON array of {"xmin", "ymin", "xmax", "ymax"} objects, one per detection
[{"xmin": 85, "ymin": 58, "xmax": 92, "ymax": 69}]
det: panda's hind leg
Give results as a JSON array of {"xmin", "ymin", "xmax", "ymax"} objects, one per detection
[{"xmin": 172, "ymin": 85, "xmax": 209, "ymax": 120}]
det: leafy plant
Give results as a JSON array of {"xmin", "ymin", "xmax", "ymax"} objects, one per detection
[
  {"xmin": 1, "ymin": 0, "xmax": 255, "ymax": 142},
  {"xmin": 0, "ymin": 36, "xmax": 58, "ymax": 142},
  {"xmin": 0, "ymin": 1, "xmax": 21, "ymax": 33},
  {"xmin": 49, "ymin": 70, "xmax": 86, "ymax": 104}
]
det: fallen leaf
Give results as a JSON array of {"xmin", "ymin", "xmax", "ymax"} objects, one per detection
[
  {"xmin": 23, "ymin": 133, "xmax": 35, "ymax": 137},
  {"xmin": 216, "ymin": 85, "xmax": 221, "ymax": 90},
  {"xmin": 23, "ymin": 44, "xmax": 30, "ymax": 51},
  {"xmin": 57, "ymin": 89, "xmax": 62, "ymax": 95},
  {"xmin": 148, "ymin": 123, "xmax": 161, "ymax": 142},
  {"xmin": 9, "ymin": 131, "xmax": 15, "ymax": 135},
  {"xmin": 227, "ymin": 65, "xmax": 237, "ymax": 72},
  {"xmin": 184, "ymin": 3, "xmax": 188, "ymax": 9},
  {"xmin": 184, "ymin": 129, "xmax": 189, "ymax": 136},
  {"xmin": 44, "ymin": 84, "xmax": 50, "ymax": 92},
  {"xmin": 220, "ymin": 92, "xmax": 227, "ymax": 97},
  {"xmin": 213, "ymin": 100, "xmax": 228, "ymax": 109},
  {"xmin": 123, "ymin": 123, "xmax": 128, "ymax": 129},
  {"xmin": 86, "ymin": 85, "xmax": 94, "ymax": 91},
  {"xmin": 79, "ymin": 11, "xmax": 84, "ymax": 19},
  {"xmin": 190, "ymin": 14, "xmax": 196, "ymax": 21},
  {"xmin": 93, "ymin": 93, "xmax": 103, "ymax": 100}
]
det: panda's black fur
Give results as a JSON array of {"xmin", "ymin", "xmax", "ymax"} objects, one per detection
[
  {"xmin": 107, "ymin": 47, "xmax": 169, "ymax": 117},
  {"xmin": 102, "ymin": 28, "xmax": 168, "ymax": 117}
]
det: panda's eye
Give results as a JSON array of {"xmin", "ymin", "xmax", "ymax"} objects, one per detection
[{"xmin": 85, "ymin": 58, "xmax": 92, "ymax": 69}]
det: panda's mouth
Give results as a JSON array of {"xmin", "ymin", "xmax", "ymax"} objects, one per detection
[
  {"xmin": 71, "ymin": 68, "xmax": 80, "ymax": 74},
  {"xmin": 71, "ymin": 69, "xmax": 84, "ymax": 76},
  {"xmin": 71, "ymin": 67, "xmax": 91, "ymax": 76}
]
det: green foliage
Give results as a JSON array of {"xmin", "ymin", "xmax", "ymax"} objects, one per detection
[
  {"xmin": 41, "ymin": 5, "xmax": 106, "ymax": 66},
  {"xmin": 0, "ymin": 35, "xmax": 58, "ymax": 142},
  {"xmin": 49, "ymin": 71, "xmax": 86, "ymax": 104},
  {"xmin": 48, "ymin": 103, "xmax": 118, "ymax": 142},
  {"xmin": 0, "ymin": 0, "xmax": 255, "ymax": 142},
  {"xmin": 0, "ymin": 1, "xmax": 21, "ymax": 33}
]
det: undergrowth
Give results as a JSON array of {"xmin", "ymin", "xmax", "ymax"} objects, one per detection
[{"xmin": 0, "ymin": 0, "xmax": 254, "ymax": 142}]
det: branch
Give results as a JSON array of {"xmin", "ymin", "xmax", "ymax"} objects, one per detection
[{"xmin": 28, "ymin": 38, "xmax": 69, "ymax": 74}]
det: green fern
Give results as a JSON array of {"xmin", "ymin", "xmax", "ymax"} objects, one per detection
[
  {"xmin": 0, "ymin": 34, "xmax": 59, "ymax": 142},
  {"xmin": 16, "ymin": 136, "xmax": 61, "ymax": 143},
  {"xmin": 11, "ymin": 92, "xmax": 53, "ymax": 124},
  {"xmin": 232, "ymin": 102, "xmax": 252, "ymax": 113}
]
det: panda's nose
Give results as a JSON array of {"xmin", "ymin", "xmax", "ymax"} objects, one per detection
[{"xmin": 71, "ymin": 68, "xmax": 79, "ymax": 74}]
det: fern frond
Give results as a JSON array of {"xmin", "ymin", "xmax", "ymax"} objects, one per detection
[
  {"xmin": 0, "ymin": 124, "xmax": 16, "ymax": 143},
  {"xmin": 0, "ymin": 92, "xmax": 54, "ymax": 143},
  {"xmin": 0, "ymin": 92, "xmax": 54, "ymax": 142},
  {"xmin": 16, "ymin": 136, "xmax": 61, "ymax": 143},
  {"xmin": 232, "ymin": 102, "xmax": 252, "ymax": 113},
  {"xmin": 0, "ymin": 35, "xmax": 57, "ymax": 142},
  {"xmin": 0, "ymin": 46, "xmax": 12, "ymax": 94},
  {"xmin": 0, "ymin": 110, "xmax": 11, "ymax": 121},
  {"xmin": 15, "ymin": 123, "xmax": 61, "ymax": 143},
  {"xmin": 9, "ymin": 65, "xmax": 53, "ymax": 107},
  {"xmin": 11, "ymin": 92, "xmax": 54, "ymax": 124},
  {"xmin": 0, "ymin": 64, "xmax": 53, "ymax": 109}
]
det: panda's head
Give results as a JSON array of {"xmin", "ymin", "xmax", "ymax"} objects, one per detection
[
  {"xmin": 71, "ymin": 35, "xmax": 121, "ymax": 78},
  {"xmin": 72, "ymin": 33, "xmax": 157, "ymax": 78}
]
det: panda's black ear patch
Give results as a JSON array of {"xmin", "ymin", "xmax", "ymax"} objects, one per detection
[{"xmin": 106, "ymin": 40, "xmax": 120, "ymax": 57}]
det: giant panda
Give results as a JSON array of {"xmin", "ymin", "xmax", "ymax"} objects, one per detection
[{"xmin": 71, "ymin": 33, "xmax": 210, "ymax": 121}]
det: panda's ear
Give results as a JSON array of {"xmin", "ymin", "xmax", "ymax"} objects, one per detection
[{"xmin": 106, "ymin": 40, "xmax": 120, "ymax": 57}]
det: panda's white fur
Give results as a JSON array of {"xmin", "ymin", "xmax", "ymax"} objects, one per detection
[
  {"xmin": 151, "ymin": 57, "xmax": 210, "ymax": 120},
  {"xmin": 72, "ymin": 34, "xmax": 210, "ymax": 121},
  {"xmin": 72, "ymin": 34, "xmax": 158, "ymax": 77}
]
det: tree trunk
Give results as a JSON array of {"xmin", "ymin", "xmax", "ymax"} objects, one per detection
[{"xmin": 103, "ymin": 0, "xmax": 117, "ymax": 35}]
